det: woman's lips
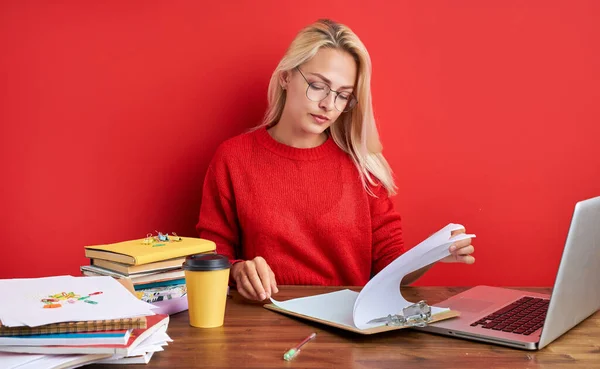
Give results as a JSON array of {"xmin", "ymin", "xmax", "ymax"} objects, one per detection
[{"xmin": 310, "ymin": 114, "xmax": 329, "ymax": 124}]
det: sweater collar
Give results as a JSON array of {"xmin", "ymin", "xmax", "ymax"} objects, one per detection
[{"xmin": 255, "ymin": 126, "xmax": 339, "ymax": 161}]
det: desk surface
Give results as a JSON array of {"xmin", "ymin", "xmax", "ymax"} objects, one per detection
[{"xmin": 92, "ymin": 286, "xmax": 599, "ymax": 369}]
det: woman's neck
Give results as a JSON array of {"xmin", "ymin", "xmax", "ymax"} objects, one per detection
[{"xmin": 267, "ymin": 122, "xmax": 327, "ymax": 149}]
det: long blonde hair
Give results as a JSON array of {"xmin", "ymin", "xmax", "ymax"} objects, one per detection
[{"xmin": 256, "ymin": 19, "xmax": 397, "ymax": 196}]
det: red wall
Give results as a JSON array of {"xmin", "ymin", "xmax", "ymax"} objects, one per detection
[{"xmin": 1, "ymin": 1, "xmax": 598, "ymax": 286}]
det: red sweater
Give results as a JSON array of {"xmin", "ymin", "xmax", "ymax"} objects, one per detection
[{"xmin": 196, "ymin": 127, "xmax": 405, "ymax": 286}]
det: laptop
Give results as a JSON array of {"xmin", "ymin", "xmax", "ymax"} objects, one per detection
[{"xmin": 416, "ymin": 196, "xmax": 600, "ymax": 350}]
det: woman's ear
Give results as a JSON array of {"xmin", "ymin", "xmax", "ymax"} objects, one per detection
[{"xmin": 279, "ymin": 70, "xmax": 291, "ymax": 90}]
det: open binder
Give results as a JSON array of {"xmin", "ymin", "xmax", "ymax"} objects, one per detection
[
  {"xmin": 263, "ymin": 224, "xmax": 473, "ymax": 334},
  {"xmin": 265, "ymin": 300, "xmax": 460, "ymax": 335}
]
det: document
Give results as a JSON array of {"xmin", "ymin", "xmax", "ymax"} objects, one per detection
[
  {"xmin": 0, "ymin": 276, "xmax": 156, "ymax": 327},
  {"xmin": 271, "ymin": 223, "xmax": 475, "ymax": 330}
]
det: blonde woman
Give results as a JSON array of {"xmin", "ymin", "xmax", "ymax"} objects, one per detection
[{"xmin": 196, "ymin": 19, "xmax": 475, "ymax": 301}]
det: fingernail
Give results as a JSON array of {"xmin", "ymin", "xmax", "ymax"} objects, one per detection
[
  {"xmin": 450, "ymin": 244, "xmax": 456, "ymax": 252},
  {"xmin": 259, "ymin": 293, "xmax": 266, "ymax": 300}
]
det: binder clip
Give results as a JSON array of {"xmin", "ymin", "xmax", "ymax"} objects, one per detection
[
  {"xmin": 156, "ymin": 231, "xmax": 169, "ymax": 242},
  {"xmin": 366, "ymin": 300, "xmax": 432, "ymax": 327},
  {"xmin": 141, "ymin": 231, "xmax": 183, "ymax": 245},
  {"xmin": 142, "ymin": 233, "xmax": 154, "ymax": 245}
]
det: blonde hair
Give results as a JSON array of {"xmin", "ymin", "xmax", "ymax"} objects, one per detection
[{"xmin": 256, "ymin": 19, "xmax": 397, "ymax": 196}]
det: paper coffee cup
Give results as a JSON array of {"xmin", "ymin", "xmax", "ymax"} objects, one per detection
[{"xmin": 182, "ymin": 254, "xmax": 231, "ymax": 328}]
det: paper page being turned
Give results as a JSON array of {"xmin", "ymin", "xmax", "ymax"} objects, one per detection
[
  {"xmin": 352, "ymin": 223, "xmax": 475, "ymax": 329},
  {"xmin": 269, "ymin": 223, "xmax": 475, "ymax": 330}
]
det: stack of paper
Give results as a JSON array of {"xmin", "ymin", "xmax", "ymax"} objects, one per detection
[
  {"xmin": 0, "ymin": 352, "xmax": 112, "ymax": 369},
  {"xmin": 96, "ymin": 320, "xmax": 173, "ymax": 365},
  {"xmin": 0, "ymin": 275, "xmax": 170, "ymax": 368}
]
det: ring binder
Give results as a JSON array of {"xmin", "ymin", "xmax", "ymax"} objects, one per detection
[{"xmin": 366, "ymin": 300, "xmax": 432, "ymax": 327}]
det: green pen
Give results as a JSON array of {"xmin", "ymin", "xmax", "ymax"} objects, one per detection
[{"xmin": 283, "ymin": 332, "xmax": 316, "ymax": 361}]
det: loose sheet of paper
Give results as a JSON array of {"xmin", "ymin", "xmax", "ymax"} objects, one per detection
[
  {"xmin": 14, "ymin": 354, "xmax": 111, "ymax": 369},
  {"xmin": 271, "ymin": 223, "xmax": 476, "ymax": 330},
  {"xmin": 0, "ymin": 276, "xmax": 155, "ymax": 327},
  {"xmin": 272, "ymin": 289, "xmax": 359, "ymax": 328},
  {"xmin": 0, "ymin": 352, "xmax": 45, "ymax": 369}
]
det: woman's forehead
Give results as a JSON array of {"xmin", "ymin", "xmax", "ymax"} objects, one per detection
[{"xmin": 301, "ymin": 48, "xmax": 357, "ymax": 89}]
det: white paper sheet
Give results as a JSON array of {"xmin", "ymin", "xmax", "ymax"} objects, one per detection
[
  {"xmin": 129, "ymin": 344, "xmax": 165, "ymax": 356},
  {"xmin": 0, "ymin": 352, "xmax": 45, "ymax": 369},
  {"xmin": 133, "ymin": 327, "xmax": 172, "ymax": 350},
  {"xmin": 0, "ymin": 276, "xmax": 156, "ymax": 327},
  {"xmin": 98, "ymin": 351, "xmax": 155, "ymax": 365},
  {"xmin": 272, "ymin": 289, "xmax": 359, "ymax": 328},
  {"xmin": 102, "ymin": 328, "xmax": 171, "ymax": 360},
  {"xmin": 13, "ymin": 353, "xmax": 110, "ymax": 369},
  {"xmin": 271, "ymin": 223, "xmax": 476, "ymax": 330}
]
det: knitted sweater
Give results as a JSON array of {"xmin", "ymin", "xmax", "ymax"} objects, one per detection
[{"xmin": 196, "ymin": 127, "xmax": 404, "ymax": 285}]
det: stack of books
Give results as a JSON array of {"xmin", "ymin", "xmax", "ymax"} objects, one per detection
[
  {"xmin": 0, "ymin": 275, "xmax": 169, "ymax": 368},
  {"xmin": 81, "ymin": 234, "xmax": 216, "ymax": 315}
]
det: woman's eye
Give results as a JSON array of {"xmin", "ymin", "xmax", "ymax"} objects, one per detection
[{"xmin": 309, "ymin": 83, "xmax": 327, "ymax": 91}]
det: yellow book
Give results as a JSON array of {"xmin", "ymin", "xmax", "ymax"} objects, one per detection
[{"xmin": 84, "ymin": 237, "xmax": 216, "ymax": 266}]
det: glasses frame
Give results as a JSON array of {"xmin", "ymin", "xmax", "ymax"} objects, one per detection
[{"xmin": 295, "ymin": 67, "xmax": 357, "ymax": 112}]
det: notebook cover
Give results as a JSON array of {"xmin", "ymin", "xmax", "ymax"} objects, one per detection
[
  {"xmin": 80, "ymin": 265, "xmax": 184, "ymax": 284},
  {"xmin": 92, "ymin": 257, "xmax": 186, "ymax": 275},
  {"xmin": 0, "ymin": 314, "xmax": 169, "ymax": 356},
  {"xmin": 0, "ymin": 317, "xmax": 147, "ymax": 337},
  {"xmin": 0, "ymin": 329, "xmax": 131, "ymax": 346},
  {"xmin": 84, "ymin": 237, "xmax": 215, "ymax": 265}
]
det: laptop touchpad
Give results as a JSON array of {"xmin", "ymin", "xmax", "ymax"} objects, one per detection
[{"xmin": 448, "ymin": 298, "xmax": 495, "ymax": 313}]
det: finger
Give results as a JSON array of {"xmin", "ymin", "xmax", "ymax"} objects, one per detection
[
  {"xmin": 456, "ymin": 255, "xmax": 475, "ymax": 264},
  {"xmin": 245, "ymin": 263, "xmax": 267, "ymax": 300},
  {"xmin": 254, "ymin": 259, "xmax": 272, "ymax": 298},
  {"xmin": 270, "ymin": 268, "xmax": 279, "ymax": 294},
  {"xmin": 238, "ymin": 273, "xmax": 259, "ymax": 300},
  {"xmin": 456, "ymin": 245, "xmax": 474, "ymax": 256},
  {"xmin": 450, "ymin": 239, "xmax": 471, "ymax": 252},
  {"xmin": 236, "ymin": 283, "xmax": 255, "ymax": 300},
  {"xmin": 451, "ymin": 228, "xmax": 466, "ymax": 237}
]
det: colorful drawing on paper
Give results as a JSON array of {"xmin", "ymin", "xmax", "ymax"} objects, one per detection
[{"xmin": 40, "ymin": 291, "xmax": 103, "ymax": 309}]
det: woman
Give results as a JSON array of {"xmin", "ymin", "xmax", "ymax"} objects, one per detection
[{"xmin": 196, "ymin": 19, "xmax": 475, "ymax": 301}]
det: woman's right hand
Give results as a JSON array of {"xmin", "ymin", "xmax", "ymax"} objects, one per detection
[{"xmin": 231, "ymin": 256, "xmax": 279, "ymax": 301}]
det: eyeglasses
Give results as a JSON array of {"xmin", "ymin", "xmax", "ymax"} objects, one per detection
[{"xmin": 296, "ymin": 67, "xmax": 357, "ymax": 112}]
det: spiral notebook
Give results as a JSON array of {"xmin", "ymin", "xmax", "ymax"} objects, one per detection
[{"xmin": 0, "ymin": 317, "xmax": 147, "ymax": 337}]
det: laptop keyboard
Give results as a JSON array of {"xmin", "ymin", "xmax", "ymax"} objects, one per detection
[{"xmin": 470, "ymin": 296, "xmax": 549, "ymax": 335}]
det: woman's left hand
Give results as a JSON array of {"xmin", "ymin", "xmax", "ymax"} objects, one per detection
[{"xmin": 440, "ymin": 228, "xmax": 475, "ymax": 264}]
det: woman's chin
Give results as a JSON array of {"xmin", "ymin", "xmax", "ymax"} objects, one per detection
[{"xmin": 302, "ymin": 121, "xmax": 331, "ymax": 136}]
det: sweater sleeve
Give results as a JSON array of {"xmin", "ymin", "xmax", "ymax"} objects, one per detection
[
  {"xmin": 369, "ymin": 183, "xmax": 405, "ymax": 275},
  {"xmin": 195, "ymin": 152, "xmax": 243, "ymax": 267}
]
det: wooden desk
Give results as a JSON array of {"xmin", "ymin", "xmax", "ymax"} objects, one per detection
[{"xmin": 92, "ymin": 286, "xmax": 599, "ymax": 369}]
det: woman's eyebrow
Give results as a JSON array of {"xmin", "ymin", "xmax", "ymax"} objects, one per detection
[{"xmin": 308, "ymin": 72, "xmax": 354, "ymax": 90}]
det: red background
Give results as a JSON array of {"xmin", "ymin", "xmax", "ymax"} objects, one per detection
[{"xmin": 1, "ymin": 1, "xmax": 598, "ymax": 286}]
